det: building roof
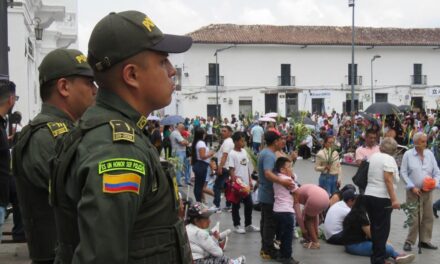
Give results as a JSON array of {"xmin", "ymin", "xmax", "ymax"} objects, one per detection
[{"xmin": 187, "ymin": 24, "xmax": 440, "ymax": 46}]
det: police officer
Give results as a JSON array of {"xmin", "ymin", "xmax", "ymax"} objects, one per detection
[
  {"xmin": 51, "ymin": 11, "xmax": 192, "ymax": 263},
  {"xmin": 12, "ymin": 49, "xmax": 96, "ymax": 264}
]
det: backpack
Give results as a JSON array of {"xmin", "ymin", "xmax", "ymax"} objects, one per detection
[{"xmin": 352, "ymin": 160, "xmax": 369, "ymax": 191}]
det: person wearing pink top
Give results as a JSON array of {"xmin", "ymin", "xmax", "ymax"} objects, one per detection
[
  {"xmin": 294, "ymin": 184, "xmax": 329, "ymax": 250},
  {"xmin": 355, "ymin": 129, "xmax": 380, "ymax": 166},
  {"xmin": 273, "ymin": 157, "xmax": 300, "ymax": 264}
]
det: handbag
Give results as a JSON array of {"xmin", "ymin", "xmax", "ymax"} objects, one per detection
[{"xmin": 352, "ymin": 160, "xmax": 369, "ymax": 190}]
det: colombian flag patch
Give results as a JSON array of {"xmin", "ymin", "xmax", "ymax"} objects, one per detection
[{"xmin": 102, "ymin": 173, "xmax": 141, "ymax": 194}]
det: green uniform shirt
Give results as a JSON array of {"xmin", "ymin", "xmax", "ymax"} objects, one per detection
[
  {"xmin": 14, "ymin": 103, "xmax": 73, "ymax": 261},
  {"xmin": 54, "ymin": 88, "xmax": 190, "ymax": 264}
]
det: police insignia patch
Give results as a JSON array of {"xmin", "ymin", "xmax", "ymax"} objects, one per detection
[
  {"xmin": 99, "ymin": 158, "xmax": 146, "ymax": 175},
  {"xmin": 109, "ymin": 120, "xmax": 135, "ymax": 142},
  {"xmin": 47, "ymin": 122, "xmax": 69, "ymax": 137},
  {"xmin": 102, "ymin": 173, "xmax": 141, "ymax": 194}
]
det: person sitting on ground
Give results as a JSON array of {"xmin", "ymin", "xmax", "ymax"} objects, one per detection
[
  {"xmin": 186, "ymin": 202, "xmax": 246, "ymax": 264},
  {"xmin": 294, "ymin": 184, "xmax": 330, "ymax": 249},
  {"xmin": 328, "ymin": 184, "xmax": 356, "ymax": 207},
  {"xmin": 273, "ymin": 157, "xmax": 300, "ymax": 264},
  {"xmin": 324, "ymin": 189, "xmax": 357, "ymax": 245},
  {"xmin": 342, "ymin": 195, "xmax": 415, "ymax": 264},
  {"xmin": 298, "ymin": 130, "xmax": 313, "ymax": 160}
]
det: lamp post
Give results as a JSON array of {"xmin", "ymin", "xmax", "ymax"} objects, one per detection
[
  {"xmin": 213, "ymin": 45, "xmax": 236, "ymax": 120},
  {"xmin": 370, "ymin": 55, "xmax": 381, "ymax": 104},
  {"xmin": 349, "ymin": 0, "xmax": 356, "ymax": 148}
]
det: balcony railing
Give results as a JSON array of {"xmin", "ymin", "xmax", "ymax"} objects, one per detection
[
  {"xmin": 278, "ymin": 76, "xmax": 296, "ymax": 86},
  {"xmin": 206, "ymin": 75, "xmax": 224, "ymax": 86},
  {"xmin": 411, "ymin": 75, "xmax": 427, "ymax": 85},
  {"xmin": 345, "ymin": 75, "xmax": 363, "ymax": 85}
]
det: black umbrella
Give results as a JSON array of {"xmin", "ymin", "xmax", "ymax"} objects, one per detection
[
  {"xmin": 365, "ymin": 102, "xmax": 400, "ymax": 115},
  {"xmin": 398, "ymin": 105, "xmax": 412, "ymax": 112},
  {"xmin": 358, "ymin": 112, "xmax": 376, "ymax": 122}
]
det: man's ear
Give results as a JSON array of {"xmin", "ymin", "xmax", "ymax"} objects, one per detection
[
  {"xmin": 122, "ymin": 63, "xmax": 140, "ymax": 90},
  {"xmin": 56, "ymin": 78, "xmax": 70, "ymax": 98}
]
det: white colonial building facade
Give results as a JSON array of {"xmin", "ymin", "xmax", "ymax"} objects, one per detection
[
  {"xmin": 7, "ymin": 0, "xmax": 78, "ymax": 123},
  {"xmin": 167, "ymin": 24, "xmax": 440, "ymax": 119}
]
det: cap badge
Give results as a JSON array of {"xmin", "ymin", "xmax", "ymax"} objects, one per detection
[
  {"xmin": 142, "ymin": 17, "xmax": 155, "ymax": 32},
  {"xmin": 75, "ymin": 55, "xmax": 87, "ymax": 64}
]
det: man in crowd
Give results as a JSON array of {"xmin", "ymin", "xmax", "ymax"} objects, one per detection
[
  {"xmin": 251, "ymin": 121, "xmax": 264, "ymax": 154},
  {"xmin": 12, "ymin": 48, "xmax": 96, "ymax": 263},
  {"xmin": 258, "ymin": 130, "xmax": 294, "ymax": 259},
  {"xmin": 401, "ymin": 132, "xmax": 440, "ymax": 252},
  {"xmin": 324, "ymin": 189, "xmax": 357, "ymax": 245},
  {"xmin": 355, "ymin": 128, "xmax": 380, "ymax": 166},
  {"xmin": 214, "ymin": 125, "xmax": 234, "ymax": 211},
  {"xmin": 51, "ymin": 10, "xmax": 193, "ymax": 263},
  {"xmin": 0, "ymin": 80, "xmax": 17, "ymax": 242},
  {"xmin": 170, "ymin": 123, "xmax": 190, "ymax": 186}
]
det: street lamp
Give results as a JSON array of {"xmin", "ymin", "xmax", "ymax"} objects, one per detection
[
  {"xmin": 34, "ymin": 17, "xmax": 43, "ymax": 40},
  {"xmin": 349, "ymin": 0, "xmax": 356, "ymax": 148},
  {"xmin": 370, "ymin": 55, "xmax": 381, "ymax": 104},
  {"xmin": 213, "ymin": 44, "xmax": 236, "ymax": 120}
]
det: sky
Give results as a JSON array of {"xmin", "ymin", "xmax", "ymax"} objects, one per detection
[{"xmin": 77, "ymin": 0, "xmax": 440, "ymax": 53}]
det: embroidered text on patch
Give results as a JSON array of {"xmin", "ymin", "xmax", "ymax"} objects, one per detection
[
  {"xmin": 47, "ymin": 122, "xmax": 68, "ymax": 137},
  {"xmin": 99, "ymin": 158, "xmax": 145, "ymax": 175},
  {"xmin": 102, "ymin": 173, "xmax": 141, "ymax": 194}
]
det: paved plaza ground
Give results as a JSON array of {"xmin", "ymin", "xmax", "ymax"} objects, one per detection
[{"xmin": 1, "ymin": 160, "xmax": 439, "ymax": 263}]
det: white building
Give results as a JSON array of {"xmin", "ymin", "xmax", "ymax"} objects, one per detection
[
  {"xmin": 7, "ymin": 0, "xmax": 78, "ymax": 123},
  {"xmin": 168, "ymin": 24, "xmax": 440, "ymax": 119}
]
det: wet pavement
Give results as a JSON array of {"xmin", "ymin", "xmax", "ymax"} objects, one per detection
[{"xmin": 1, "ymin": 160, "xmax": 439, "ymax": 264}]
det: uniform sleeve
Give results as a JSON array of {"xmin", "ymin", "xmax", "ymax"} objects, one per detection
[{"xmin": 70, "ymin": 142, "xmax": 147, "ymax": 264}]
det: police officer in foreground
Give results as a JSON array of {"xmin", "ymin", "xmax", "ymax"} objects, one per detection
[
  {"xmin": 12, "ymin": 48, "xmax": 96, "ymax": 264},
  {"xmin": 51, "ymin": 11, "xmax": 193, "ymax": 263}
]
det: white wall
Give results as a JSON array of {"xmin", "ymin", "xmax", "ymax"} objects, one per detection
[{"xmin": 167, "ymin": 43, "xmax": 440, "ymax": 118}]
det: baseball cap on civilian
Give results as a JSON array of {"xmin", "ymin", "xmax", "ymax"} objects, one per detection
[
  {"xmin": 38, "ymin": 48, "xmax": 94, "ymax": 86},
  {"xmin": 342, "ymin": 189, "xmax": 358, "ymax": 202},
  {"xmin": 187, "ymin": 202, "xmax": 215, "ymax": 219},
  {"xmin": 87, "ymin": 10, "xmax": 192, "ymax": 72}
]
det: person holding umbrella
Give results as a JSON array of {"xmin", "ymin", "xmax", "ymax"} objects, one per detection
[{"xmin": 401, "ymin": 132, "xmax": 440, "ymax": 252}]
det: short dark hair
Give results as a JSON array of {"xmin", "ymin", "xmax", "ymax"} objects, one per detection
[
  {"xmin": 222, "ymin": 125, "xmax": 233, "ymax": 132},
  {"xmin": 323, "ymin": 135, "xmax": 334, "ymax": 144},
  {"xmin": 264, "ymin": 131, "xmax": 281, "ymax": 145},
  {"xmin": 275, "ymin": 157, "xmax": 291, "ymax": 173},
  {"xmin": 0, "ymin": 80, "xmax": 16, "ymax": 101},
  {"xmin": 365, "ymin": 129, "xmax": 376, "ymax": 137},
  {"xmin": 40, "ymin": 76, "xmax": 77, "ymax": 102},
  {"xmin": 232, "ymin": 131, "xmax": 245, "ymax": 142}
]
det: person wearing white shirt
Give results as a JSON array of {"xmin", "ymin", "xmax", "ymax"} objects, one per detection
[
  {"xmin": 364, "ymin": 137, "xmax": 401, "ymax": 264},
  {"xmin": 251, "ymin": 122, "xmax": 264, "ymax": 154},
  {"xmin": 228, "ymin": 132, "xmax": 259, "ymax": 234},
  {"xmin": 324, "ymin": 190, "xmax": 356, "ymax": 245},
  {"xmin": 213, "ymin": 125, "xmax": 234, "ymax": 210}
]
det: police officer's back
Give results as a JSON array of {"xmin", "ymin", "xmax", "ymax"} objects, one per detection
[
  {"xmin": 51, "ymin": 11, "xmax": 193, "ymax": 264},
  {"xmin": 12, "ymin": 49, "xmax": 95, "ymax": 264}
]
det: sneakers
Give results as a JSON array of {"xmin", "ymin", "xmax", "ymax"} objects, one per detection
[
  {"xmin": 234, "ymin": 226, "xmax": 246, "ymax": 234},
  {"xmin": 208, "ymin": 206, "xmax": 222, "ymax": 213},
  {"xmin": 395, "ymin": 253, "xmax": 415, "ymax": 264},
  {"xmin": 434, "ymin": 206, "xmax": 439, "ymax": 218},
  {"xmin": 219, "ymin": 229, "xmax": 231, "ymax": 240},
  {"xmin": 231, "ymin": 256, "xmax": 246, "ymax": 264},
  {"xmin": 403, "ymin": 242, "xmax": 412, "ymax": 252},
  {"xmin": 245, "ymin": 225, "xmax": 260, "ymax": 232}
]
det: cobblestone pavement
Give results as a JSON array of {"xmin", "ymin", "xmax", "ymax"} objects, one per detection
[{"xmin": 1, "ymin": 160, "xmax": 439, "ymax": 264}]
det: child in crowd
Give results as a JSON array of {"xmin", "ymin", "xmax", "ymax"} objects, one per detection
[
  {"xmin": 273, "ymin": 157, "xmax": 300, "ymax": 264},
  {"xmin": 186, "ymin": 202, "xmax": 246, "ymax": 264},
  {"xmin": 228, "ymin": 132, "xmax": 259, "ymax": 234},
  {"xmin": 204, "ymin": 157, "xmax": 217, "ymax": 200}
]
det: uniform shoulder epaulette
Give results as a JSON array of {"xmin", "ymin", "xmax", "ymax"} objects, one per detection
[
  {"xmin": 109, "ymin": 120, "xmax": 135, "ymax": 143},
  {"xmin": 46, "ymin": 122, "xmax": 69, "ymax": 138}
]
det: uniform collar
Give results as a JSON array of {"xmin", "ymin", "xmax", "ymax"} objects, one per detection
[
  {"xmin": 41, "ymin": 103, "xmax": 73, "ymax": 122},
  {"xmin": 96, "ymin": 88, "xmax": 148, "ymax": 130}
]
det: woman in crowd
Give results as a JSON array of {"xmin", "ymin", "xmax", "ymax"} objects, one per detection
[
  {"xmin": 343, "ymin": 195, "xmax": 415, "ymax": 264},
  {"xmin": 364, "ymin": 137, "xmax": 401, "ymax": 264},
  {"xmin": 315, "ymin": 135, "xmax": 341, "ymax": 196},
  {"xmin": 192, "ymin": 128, "xmax": 215, "ymax": 202},
  {"xmin": 294, "ymin": 184, "xmax": 329, "ymax": 249},
  {"xmin": 186, "ymin": 202, "xmax": 246, "ymax": 264}
]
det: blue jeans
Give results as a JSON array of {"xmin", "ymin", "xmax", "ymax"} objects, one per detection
[
  {"xmin": 184, "ymin": 156, "xmax": 191, "ymax": 184},
  {"xmin": 252, "ymin": 142, "xmax": 261, "ymax": 154},
  {"xmin": 319, "ymin": 173, "xmax": 338, "ymax": 196},
  {"xmin": 274, "ymin": 212, "xmax": 295, "ymax": 259},
  {"xmin": 175, "ymin": 150, "xmax": 187, "ymax": 185},
  {"xmin": 213, "ymin": 168, "xmax": 229, "ymax": 208},
  {"xmin": 193, "ymin": 161, "xmax": 208, "ymax": 202},
  {"xmin": 345, "ymin": 241, "xmax": 399, "ymax": 259},
  {"xmin": 0, "ymin": 206, "xmax": 6, "ymax": 242}
]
